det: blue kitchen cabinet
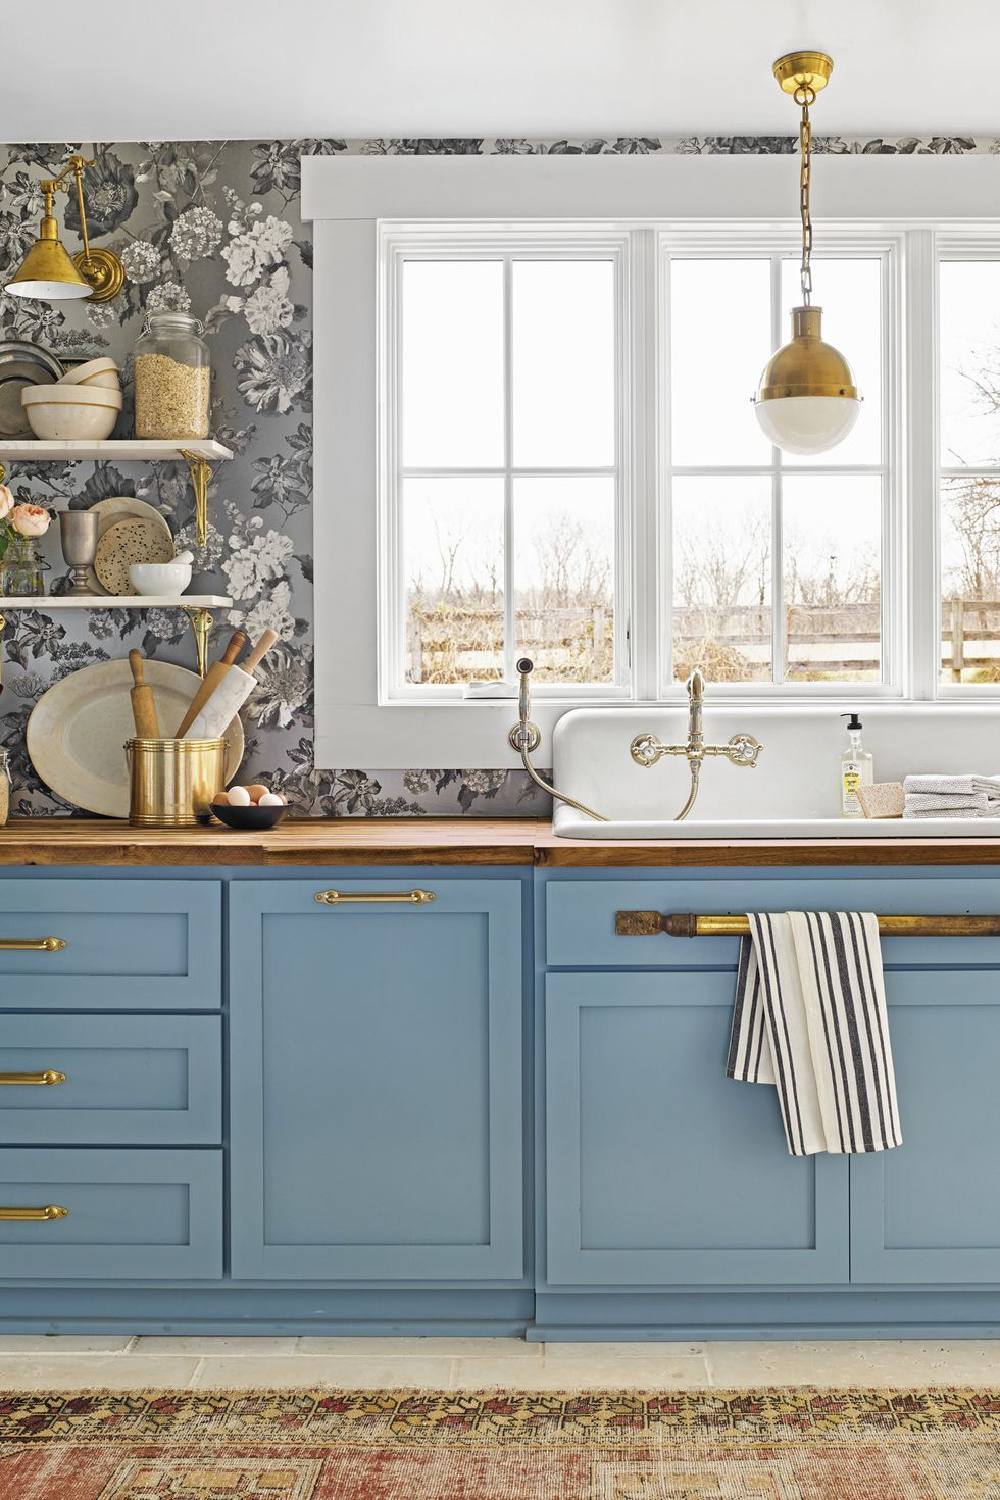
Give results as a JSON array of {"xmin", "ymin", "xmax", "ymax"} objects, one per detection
[
  {"xmin": 230, "ymin": 876, "xmax": 525, "ymax": 1281},
  {"xmin": 0, "ymin": 879, "xmax": 221, "ymax": 1009},
  {"xmin": 851, "ymin": 968, "xmax": 1000, "ymax": 1284},
  {"xmin": 544, "ymin": 971, "xmax": 849, "ymax": 1286}
]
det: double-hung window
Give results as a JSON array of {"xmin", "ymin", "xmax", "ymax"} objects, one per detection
[{"xmin": 305, "ymin": 153, "xmax": 1000, "ymax": 767}]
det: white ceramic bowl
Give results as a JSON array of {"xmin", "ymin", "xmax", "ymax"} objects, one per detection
[
  {"xmin": 56, "ymin": 357, "xmax": 120, "ymax": 391},
  {"xmin": 129, "ymin": 560, "xmax": 192, "ymax": 597},
  {"xmin": 21, "ymin": 383, "xmax": 122, "ymax": 441}
]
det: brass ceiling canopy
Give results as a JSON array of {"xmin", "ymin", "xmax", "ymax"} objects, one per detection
[
  {"xmin": 752, "ymin": 50, "xmax": 860, "ymax": 455},
  {"xmin": 5, "ymin": 154, "xmax": 126, "ymax": 303}
]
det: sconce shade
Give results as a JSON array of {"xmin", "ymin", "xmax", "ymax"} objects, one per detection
[
  {"xmin": 753, "ymin": 305, "xmax": 860, "ymax": 455},
  {"xmin": 5, "ymin": 218, "xmax": 92, "ymax": 301}
]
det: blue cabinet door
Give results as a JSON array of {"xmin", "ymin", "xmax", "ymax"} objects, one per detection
[
  {"xmin": 545, "ymin": 972, "xmax": 849, "ymax": 1286},
  {"xmin": 230, "ymin": 877, "xmax": 524, "ymax": 1281},
  {"xmin": 851, "ymin": 969, "xmax": 1000, "ymax": 1284}
]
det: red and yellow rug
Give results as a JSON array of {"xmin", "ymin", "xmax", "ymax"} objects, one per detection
[{"xmin": 1, "ymin": 1386, "xmax": 998, "ymax": 1497}]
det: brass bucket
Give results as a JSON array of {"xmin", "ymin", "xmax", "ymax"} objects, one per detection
[{"xmin": 125, "ymin": 738, "xmax": 227, "ymax": 827}]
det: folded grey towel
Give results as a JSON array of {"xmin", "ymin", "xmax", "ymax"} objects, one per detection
[
  {"xmin": 905, "ymin": 810, "xmax": 983, "ymax": 822},
  {"xmin": 904, "ymin": 774, "xmax": 1000, "ymax": 797},
  {"xmin": 904, "ymin": 790, "xmax": 988, "ymax": 813}
]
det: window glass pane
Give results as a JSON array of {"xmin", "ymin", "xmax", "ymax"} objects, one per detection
[
  {"xmin": 401, "ymin": 260, "xmax": 503, "ymax": 467},
  {"xmin": 940, "ymin": 262, "xmax": 1000, "ymax": 467},
  {"xmin": 513, "ymin": 477, "xmax": 615, "ymax": 683},
  {"xmin": 671, "ymin": 477, "xmax": 771, "ymax": 683},
  {"xmin": 402, "ymin": 477, "xmax": 504, "ymax": 684},
  {"xmin": 940, "ymin": 476, "xmax": 1000, "ymax": 684},
  {"xmin": 512, "ymin": 260, "xmax": 615, "ymax": 467},
  {"xmin": 780, "ymin": 258, "xmax": 882, "ymax": 466},
  {"xmin": 783, "ymin": 476, "xmax": 882, "ymax": 682},
  {"xmin": 670, "ymin": 258, "xmax": 771, "ymax": 465}
]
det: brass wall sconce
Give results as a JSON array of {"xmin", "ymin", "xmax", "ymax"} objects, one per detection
[{"xmin": 4, "ymin": 153, "xmax": 125, "ymax": 303}]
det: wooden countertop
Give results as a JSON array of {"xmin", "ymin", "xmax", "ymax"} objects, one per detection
[{"xmin": 2, "ymin": 817, "xmax": 1000, "ymax": 867}]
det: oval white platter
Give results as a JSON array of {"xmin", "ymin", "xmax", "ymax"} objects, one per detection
[{"xmin": 27, "ymin": 659, "xmax": 244, "ymax": 818}]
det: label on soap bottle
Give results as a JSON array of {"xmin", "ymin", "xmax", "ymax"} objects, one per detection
[{"xmin": 842, "ymin": 760, "xmax": 862, "ymax": 816}]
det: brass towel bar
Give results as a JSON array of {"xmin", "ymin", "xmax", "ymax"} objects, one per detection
[
  {"xmin": 0, "ymin": 937, "xmax": 65, "ymax": 952},
  {"xmin": 0, "ymin": 1071, "xmax": 65, "ymax": 1087},
  {"xmin": 615, "ymin": 912, "xmax": 1000, "ymax": 939},
  {"xmin": 314, "ymin": 890, "xmax": 436, "ymax": 906},
  {"xmin": 0, "ymin": 1205, "xmax": 68, "ymax": 1221}
]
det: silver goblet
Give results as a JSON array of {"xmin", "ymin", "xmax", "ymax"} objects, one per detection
[{"xmin": 58, "ymin": 510, "xmax": 99, "ymax": 596}]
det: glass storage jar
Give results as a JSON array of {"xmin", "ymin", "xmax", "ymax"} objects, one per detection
[{"xmin": 134, "ymin": 312, "xmax": 210, "ymax": 439}]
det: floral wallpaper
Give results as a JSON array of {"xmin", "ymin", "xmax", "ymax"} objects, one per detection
[{"xmin": 0, "ymin": 133, "xmax": 992, "ymax": 818}]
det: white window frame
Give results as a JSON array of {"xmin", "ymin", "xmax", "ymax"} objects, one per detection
[
  {"xmin": 659, "ymin": 224, "xmax": 903, "ymax": 699},
  {"xmin": 303, "ymin": 152, "xmax": 1000, "ymax": 767},
  {"xmin": 380, "ymin": 223, "xmax": 634, "ymax": 701}
]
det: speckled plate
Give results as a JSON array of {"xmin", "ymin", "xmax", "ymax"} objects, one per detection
[
  {"xmin": 27, "ymin": 659, "xmax": 244, "ymax": 818},
  {"xmin": 94, "ymin": 517, "xmax": 174, "ymax": 596}
]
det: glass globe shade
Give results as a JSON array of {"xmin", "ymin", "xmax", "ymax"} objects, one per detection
[{"xmin": 753, "ymin": 305, "xmax": 860, "ymax": 456}]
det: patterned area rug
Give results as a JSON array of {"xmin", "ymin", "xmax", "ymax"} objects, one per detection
[{"xmin": 1, "ymin": 1387, "xmax": 999, "ymax": 1497}]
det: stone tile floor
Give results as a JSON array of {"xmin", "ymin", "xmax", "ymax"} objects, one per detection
[{"xmin": 0, "ymin": 1337, "xmax": 994, "ymax": 1390}]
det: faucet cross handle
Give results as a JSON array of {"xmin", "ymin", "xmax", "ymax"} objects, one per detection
[{"xmin": 724, "ymin": 733, "xmax": 763, "ymax": 767}]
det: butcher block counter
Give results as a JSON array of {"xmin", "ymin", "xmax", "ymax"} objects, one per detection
[{"xmin": 1, "ymin": 816, "xmax": 1000, "ymax": 865}]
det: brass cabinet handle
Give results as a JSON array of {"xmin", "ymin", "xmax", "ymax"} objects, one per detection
[
  {"xmin": 0, "ymin": 1205, "xmax": 68, "ymax": 1221},
  {"xmin": 0, "ymin": 937, "xmax": 66, "ymax": 952},
  {"xmin": 314, "ymin": 889, "xmax": 436, "ymax": 906},
  {"xmin": 0, "ymin": 1070, "xmax": 65, "ymax": 1087}
]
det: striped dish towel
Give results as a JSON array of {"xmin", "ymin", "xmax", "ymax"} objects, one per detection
[{"xmin": 727, "ymin": 912, "xmax": 901, "ymax": 1156}]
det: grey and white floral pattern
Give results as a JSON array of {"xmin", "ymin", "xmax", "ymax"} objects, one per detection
[{"xmin": 0, "ymin": 134, "xmax": 994, "ymax": 818}]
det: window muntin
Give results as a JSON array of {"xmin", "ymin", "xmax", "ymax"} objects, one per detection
[
  {"xmin": 939, "ymin": 257, "xmax": 1000, "ymax": 686},
  {"xmin": 666, "ymin": 250, "xmax": 887, "ymax": 689},
  {"xmin": 390, "ymin": 243, "xmax": 623, "ymax": 695}
]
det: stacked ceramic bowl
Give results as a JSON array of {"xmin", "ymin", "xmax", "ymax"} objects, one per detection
[{"xmin": 21, "ymin": 358, "xmax": 121, "ymax": 441}]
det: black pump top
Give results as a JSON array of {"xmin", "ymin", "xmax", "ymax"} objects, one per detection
[{"xmin": 841, "ymin": 712, "xmax": 863, "ymax": 731}]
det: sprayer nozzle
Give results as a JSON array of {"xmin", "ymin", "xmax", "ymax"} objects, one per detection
[{"xmin": 516, "ymin": 658, "xmax": 534, "ymax": 676}]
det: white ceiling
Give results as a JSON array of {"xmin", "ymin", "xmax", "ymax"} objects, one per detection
[{"xmin": 2, "ymin": 0, "xmax": 998, "ymax": 143}]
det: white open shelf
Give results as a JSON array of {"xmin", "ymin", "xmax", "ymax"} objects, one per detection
[
  {"xmin": 0, "ymin": 595, "xmax": 232, "ymax": 609},
  {"xmin": 0, "ymin": 440, "xmax": 233, "ymax": 462}
]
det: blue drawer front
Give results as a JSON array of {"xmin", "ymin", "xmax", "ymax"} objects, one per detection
[
  {"xmin": 231, "ymin": 877, "xmax": 524, "ymax": 1282},
  {"xmin": 545, "ymin": 971, "xmax": 849, "ymax": 1287},
  {"xmin": 0, "ymin": 1015, "xmax": 221, "ymax": 1145},
  {"xmin": 852, "ymin": 968, "xmax": 1000, "ymax": 1285},
  {"xmin": 0, "ymin": 1149, "xmax": 222, "ymax": 1279},
  {"xmin": 0, "ymin": 879, "xmax": 221, "ymax": 1009},
  {"xmin": 545, "ymin": 875, "xmax": 1000, "ymax": 968}
]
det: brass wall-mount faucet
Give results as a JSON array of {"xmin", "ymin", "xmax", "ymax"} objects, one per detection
[{"xmin": 630, "ymin": 668, "xmax": 763, "ymax": 821}]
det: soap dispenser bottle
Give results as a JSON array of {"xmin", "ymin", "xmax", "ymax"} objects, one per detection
[{"xmin": 840, "ymin": 712, "xmax": 873, "ymax": 818}]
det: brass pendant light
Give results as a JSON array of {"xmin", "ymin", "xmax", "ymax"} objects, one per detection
[
  {"xmin": 752, "ymin": 52, "xmax": 861, "ymax": 454},
  {"xmin": 5, "ymin": 154, "xmax": 125, "ymax": 303}
]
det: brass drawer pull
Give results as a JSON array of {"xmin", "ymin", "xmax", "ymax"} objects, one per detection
[
  {"xmin": 0, "ymin": 1205, "xmax": 68, "ymax": 1221},
  {"xmin": 0, "ymin": 937, "xmax": 66, "ymax": 952},
  {"xmin": 314, "ymin": 889, "xmax": 436, "ymax": 906},
  {"xmin": 0, "ymin": 1070, "xmax": 65, "ymax": 1087},
  {"xmin": 616, "ymin": 911, "xmax": 1000, "ymax": 938}
]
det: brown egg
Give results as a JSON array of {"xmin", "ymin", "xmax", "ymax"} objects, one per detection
[
  {"xmin": 245, "ymin": 783, "xmax": 269, "ymax": 803},
  {"xmin": 212, "ymin": 791, "xmax": 230, "ymax": 806}
]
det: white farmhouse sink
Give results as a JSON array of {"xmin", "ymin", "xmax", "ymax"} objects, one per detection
[{"xmin": 550, "ymin": 703, "xmax": 1000, "ymax": 839}]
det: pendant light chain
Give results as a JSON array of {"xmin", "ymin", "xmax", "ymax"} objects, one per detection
[{"xmin": 796, "ymin": 83, "xmax": 815, "ymax": 306}]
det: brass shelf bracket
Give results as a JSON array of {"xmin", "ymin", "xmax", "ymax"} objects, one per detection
[
  {"xmin": 182, "ymin": 606, "xmax": 213, "ymax": 679},
  {"xmin": 180, "ymin": 450, "xmax": 213, "ymax": 549}
]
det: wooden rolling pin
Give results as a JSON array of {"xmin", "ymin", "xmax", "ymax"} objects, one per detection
[
  {"xmin": 184, "ymin": 630, "xmax": 278, "ymax": 741},
  {"xmin": 174, "ymin": 630, "xmax": 247, "ymax": 737},
  {"xmin": 128, "ymin": 650, "xmax": 160, "ymax": 738}
]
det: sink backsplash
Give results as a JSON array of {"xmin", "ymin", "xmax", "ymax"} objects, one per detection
[{"xmin": 0, "ymin": 133, "xmax": 991, "ymax": 817}]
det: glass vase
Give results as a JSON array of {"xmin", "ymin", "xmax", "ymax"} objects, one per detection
[{"xmin": 1, "ymin": 537, "xmax": 45, "ymax": 597}]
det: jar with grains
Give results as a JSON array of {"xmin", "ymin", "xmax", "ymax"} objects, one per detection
[
  {"xmin": 0, "ymin": 750, "xmax": 10, "ymax": 826},
  {"xmin": 134, "ymin": 312, "xmax": 210, "ymax": 439}
]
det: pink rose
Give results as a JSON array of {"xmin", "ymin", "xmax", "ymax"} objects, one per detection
[
  {"xmin": 9, "ymin": 503, "xmax": 51, "ymax": 538},
  {"xmin": 0, "ymin": 486, "xmax": 12, "ymax": 521}
]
